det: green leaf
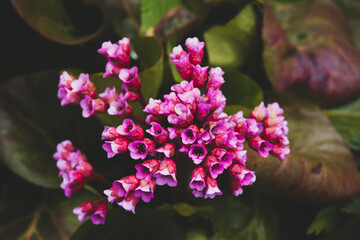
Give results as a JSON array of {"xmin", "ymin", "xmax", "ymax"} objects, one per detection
[
  {"xmin": 0, "ymin": 173, "xmax": 98, "ymax": 240},
  {"xmin": 132, "ymin": 37, "xmax": 164, "ymax": 101},
  {"xmin": 140, "ymin": 0, "xmax": 181, "ymax": 33},
  {"xmin": 167, "ymin": 37, "xmax": 185, "ymax": 83},
  {"xmin": 0, "ymin": 72, "xmax": 61, "ymax": 187},
  {"xmin": 11, "ymin": 0, "xmax": 104, "ymax": 45},
  {"xmin": 325, "ymin": 97, "xmax": 360, "ymax": 150},
  {"xmin": 342, "ymin": 194, "xmax": 360, "ymax": 214},
  {"xmin": 209, "ymin": 196, "xmax": 278, "ymax": 240},
  {"xmin": 307, "ymin": 204, "xmax": 346, "ymax": 235},
  {"xmin": 70, "ymin": 208, "xmax": 185, "ymax": 240},
  {"xmin": 222, "ymin": 69, "xmax": 263, "ymax": 108},
  {"xmin": 224, "ymin": 105, "xmax": 252, "ymax": 117},
  {"xmin": 204, "ymin": 3, "xmax": 261, "ymax": 68},
  {"xmin": 246, "ymin": 92, "xmax": 360, "ymax": 202},
  {"xmin": 172, "ymin": 202, "xmax": 214, "ymax": 217}
]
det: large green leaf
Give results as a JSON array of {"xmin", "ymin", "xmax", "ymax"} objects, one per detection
[
  {"xmin": 204, "ymin": 3, "xmax": 261, "ymax": 69},
  {"xmin": 0, "ymin": 71, "xmax": 104, "ymax": 187},
  {"xmin": 70, "ymin": 207, "xmax": 185, "ymax": 240},
  {"xmin": 222, "ymin": 69, "xmax": 263, "ymax": 108},
  {"xmin": 325, "ymin": 97, "xmax": 360, "ymax": 150},
  {"xmin": 245, "ymin": 92, "xmax": 360, "ymax": 202},
  {"xmin": 307, "ymin": 204, "xmax": 346, "ymax": 236},
  {"xmin": 132, "ymin": 37, "xmax": 164, "ymax": 101},
  {"xmin": 11, "ymin": 0, "xmax": 104, "ymax": 45},
  {"xmin": 140, "ymin": 0, "xmax": 181, "ymax": 33}
]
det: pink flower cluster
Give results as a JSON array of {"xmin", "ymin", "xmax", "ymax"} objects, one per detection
[
  {"xmin": 249, "ymin": 102, "xmax": 290, "ymax": 160},
  {"xmin": 53, "ymin": 140, "xmax": 93, "ymax": 197},
  {"xmin": 55, "ymin": 36, "xmax": 290, "ymax": 222},
  {"xmin": 73, "ymin": 201, "xmax": 107, "ymax": 225},
  {"xmin": 57, "ymin": 37, "xmax": 144, "ymax": 119}
]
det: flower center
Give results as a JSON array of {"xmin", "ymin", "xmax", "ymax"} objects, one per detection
[
  {"xmin": 193, "ymin": 146, "xmax": 204, "ymax": 156},
  {"xmin": 137, "ymin": 143, "xmax": 147, "ymax": 154}
]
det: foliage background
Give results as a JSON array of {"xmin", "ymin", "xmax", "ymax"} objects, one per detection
[{"xmin": 1, "ymin": 0, "xmax": 360, "ymax": 239}]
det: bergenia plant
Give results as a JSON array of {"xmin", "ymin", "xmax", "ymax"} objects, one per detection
[{"xmin": 54, "ymin": 37, "xmax": 290, "ymax": 224}]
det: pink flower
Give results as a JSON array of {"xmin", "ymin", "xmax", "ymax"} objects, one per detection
[
  {"xmin": 98, "ymin": 38, "xmax": 130, "ymax": 67},
  {"xmin": 134, "ymin": 178, "xmax": 156, "ymax": 203},
  {"xmin": 101, "ymin": 126, "xmax": 120, "ymax": 140},
  {"xmin": 73, "ymin": 201, "xmax": 94, "ymax": 222},
  {"xmin": 146, "ymin": 122, "xmax": 169, "ymax": 144},
  {"xmin": 185, "ymin": 37, "xmax": 205, "ymax": 65},
  {"xmin": 103, "ymin": 61, "xmax": 122, "ymax": 78},
  {"xmin": 61, "ymin": 170, "xmax": 84, "ymax": 198},
  {"xmin": 102, "ymin": 137, "xmax": 129, "ymax": 158},
  {"xmin": 168, "ymin": 103, "xmax": 194, "ymax": 127},
  {"xmin": 192, "ymin": 65, "xmax": 208, "ymax": 88},
  {"xmin": 116, "ymin": 175, "xmax": 140, "ymax": 193},
  {"xmin": 211, "ymin": 148, "xmax": 233, "ymax": 169},
  {"xmin": 189, "ymin": 166, "xmax": 206, "ymax": 191},
  {"xmin": 91, "ymin": 204, "xmax": 107, "ymax": 225},
  {"xmin": 53, "ymin": 140, "xmax": 75, "ymax": 161},
  {"xmin": 135, "ymin": 159, "xmax": 160, "ymax": 181},
  {"xmin": 117, "ymin": 119, "xmax": 144, "ymax": 140},
  {"xmin": 181, "ymin": 125, "xmax": 199, "ymax": 145},
  {"xmin": 169, "ymin": 45, "xmax": 187, "ymax": 61},
  {"xmin": 99, "ymin": 86, "xmax": 119, "ymax": 103},
  {"xmin": 188, "ymin": 144, "xmax": 207, "ymax": 164},
  {"xmin": 71, "ymin": 73, "xmax": 97, "ymax": 98},
  {"xmin": 144, "ymin": 98, "xmax": 162, "ymax": 115},
  {"xmin": 230, "ymin": 178, "xmax": 243, "ymax": 197},
  {"xmin": 80, "ymin": 96, "xmax": 106, "ymax": 118},
  {"xmin": 229, "ymin": 164, "xmax": 256, "ymax": 187},
  {"xmin": 203, "ymin": 155, "xmax": 224, "ymax": 179},
  {"xmin": 120, "ymin": 84, "xmax": 139, "ymax": 102},
  {"xmin": 250, "ymin": 102, "xmax": 269, "ymax": 122},
  {"xmin": 171, "ymin": 53, "xmax": 193, "ymax": 80},
  {"xmin": 204, "ymin": 176, "xmax": 222, "ymax": 199},
  {"xmin": 248, "ymin": 136, "xmax": 273, "ymax": 158},
  {"xmin": 118, "ymin": 66, "xmax": 141, "ymax": 91},
  {"xmin": 267, "ymin": 102, "xmax": 284, "ymax": 117},
  {"xmin": 271, "ymin": 144, "xmax": 290, "ymax": 161},
  {"xmin": 128, "ymin": 138, "xmax": 155, "ymax": 160},
  {"xmin": 207, "ymin": 67, "xmax": 225, "ymax": 90},
  {"xmin": 155, "ymin": 143, "xmax": 175, "ymax": 161},
  {"xmin": 117, "ymin": 192, "xmax": 140, "ymax": 214},
  {"xmin": 104, "ymin": 187, "xmax": 122, "ymax": 204},
  {"xmin": 153, "ymin": 159, "xmax": 177, "ymax": 187},
  {"xmin": 108, "ymin": 97, "xmax": 133, "ymax": 117}
]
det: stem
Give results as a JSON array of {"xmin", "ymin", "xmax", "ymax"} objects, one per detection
[
  {"xmin": 131, "ymin": 114, "xmax": 146, "ymax": 125},
  {"xmin": 138, "ymin": 90, "xmax": 147, "ymax": 108},
  {"xmin": 119, "ymin": 0, "xmax": 140, "ymax": 33},
  {"xmin": 90, "ymin": 171, "xmax": 111, "ymax": 186},
  {"xmin": 93, "ymin": 197, "xmax": 107, "ymax": 205},
  {"xmin": 84, "ymin": 185, "xmax": 103, "ymax": 198}
]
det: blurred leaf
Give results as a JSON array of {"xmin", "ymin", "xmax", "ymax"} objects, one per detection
[
  {"xmin": 167, "ymin": 37, "xmax": 184, "ymax": 83},
  {"xmin": 224, "ymin": 105, "xmax": 252, "ymax": 117},
  {"xmin": 70, "ymin": 208, "xmax": 185, "ymax": 240},
  {"xmin": 222, "ymin": 69, "xmax": 263, "ymax": 108},
  {"xmin": 307, "ymin": 204, "xmax": 346, "ymax": 235},
  {"xmin": 262, "ymin": 0, "xmax": 360, "ymax": 107},
  {"xmin": 140, "ymin": 0, "xmax": 181, "ymax": 33},
  {"xmin": 204, "ymin": 3, "xmax": 261, "ymax": 68},
  {"xmin": 0, "ymin": 174, "xmax": 98, "ymax": 240},
  {"xmin": 173, "ymin": 202, "xmax": 214, "ymax": 217},
  {"xmin": 320, "ymin": 214, "xmax": 360, "ymax": 240},
  {"xmin": 210, "ymin": 196, "xmax": 278, "ymax": 240},
  {"xmin": 0, "ymin": 72, "xmax": 62, "ymax": 187},
  {"xmin": 334, "ymin": 0, "xmax": 360, "ymax": 50},
  {"xmin": 325, "ymin": 97, "xmax": 360, "ymax": 150},
  {"xmin": 342, "ymin": 194, "xmax": 360, "ymax": 214},
  {"xmin": 132, "ymin": 37, "xmax": 164, "ymax": 101},
  {"xmin": 11, "ymin": 0, "xmax": 104, "ymax": 45},
  {"xmin": 246, "ymin": 92, "xmax": 360, "ymax": 202}
]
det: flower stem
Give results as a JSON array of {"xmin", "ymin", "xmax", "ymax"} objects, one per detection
[
  {"xmin": 119, "ymin": 0, "xmax": 140, "ymax": 33},
  {"xmin": 138, "ymin": 90, "xmax": 147, "ymax": 108},
  {"xmin": 90, "ymin": 171, "xmax": 111, "ymax": 185},
  {"xmin": 132, "ymin": 114, "xmax": 146, "ymax": 125}
]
